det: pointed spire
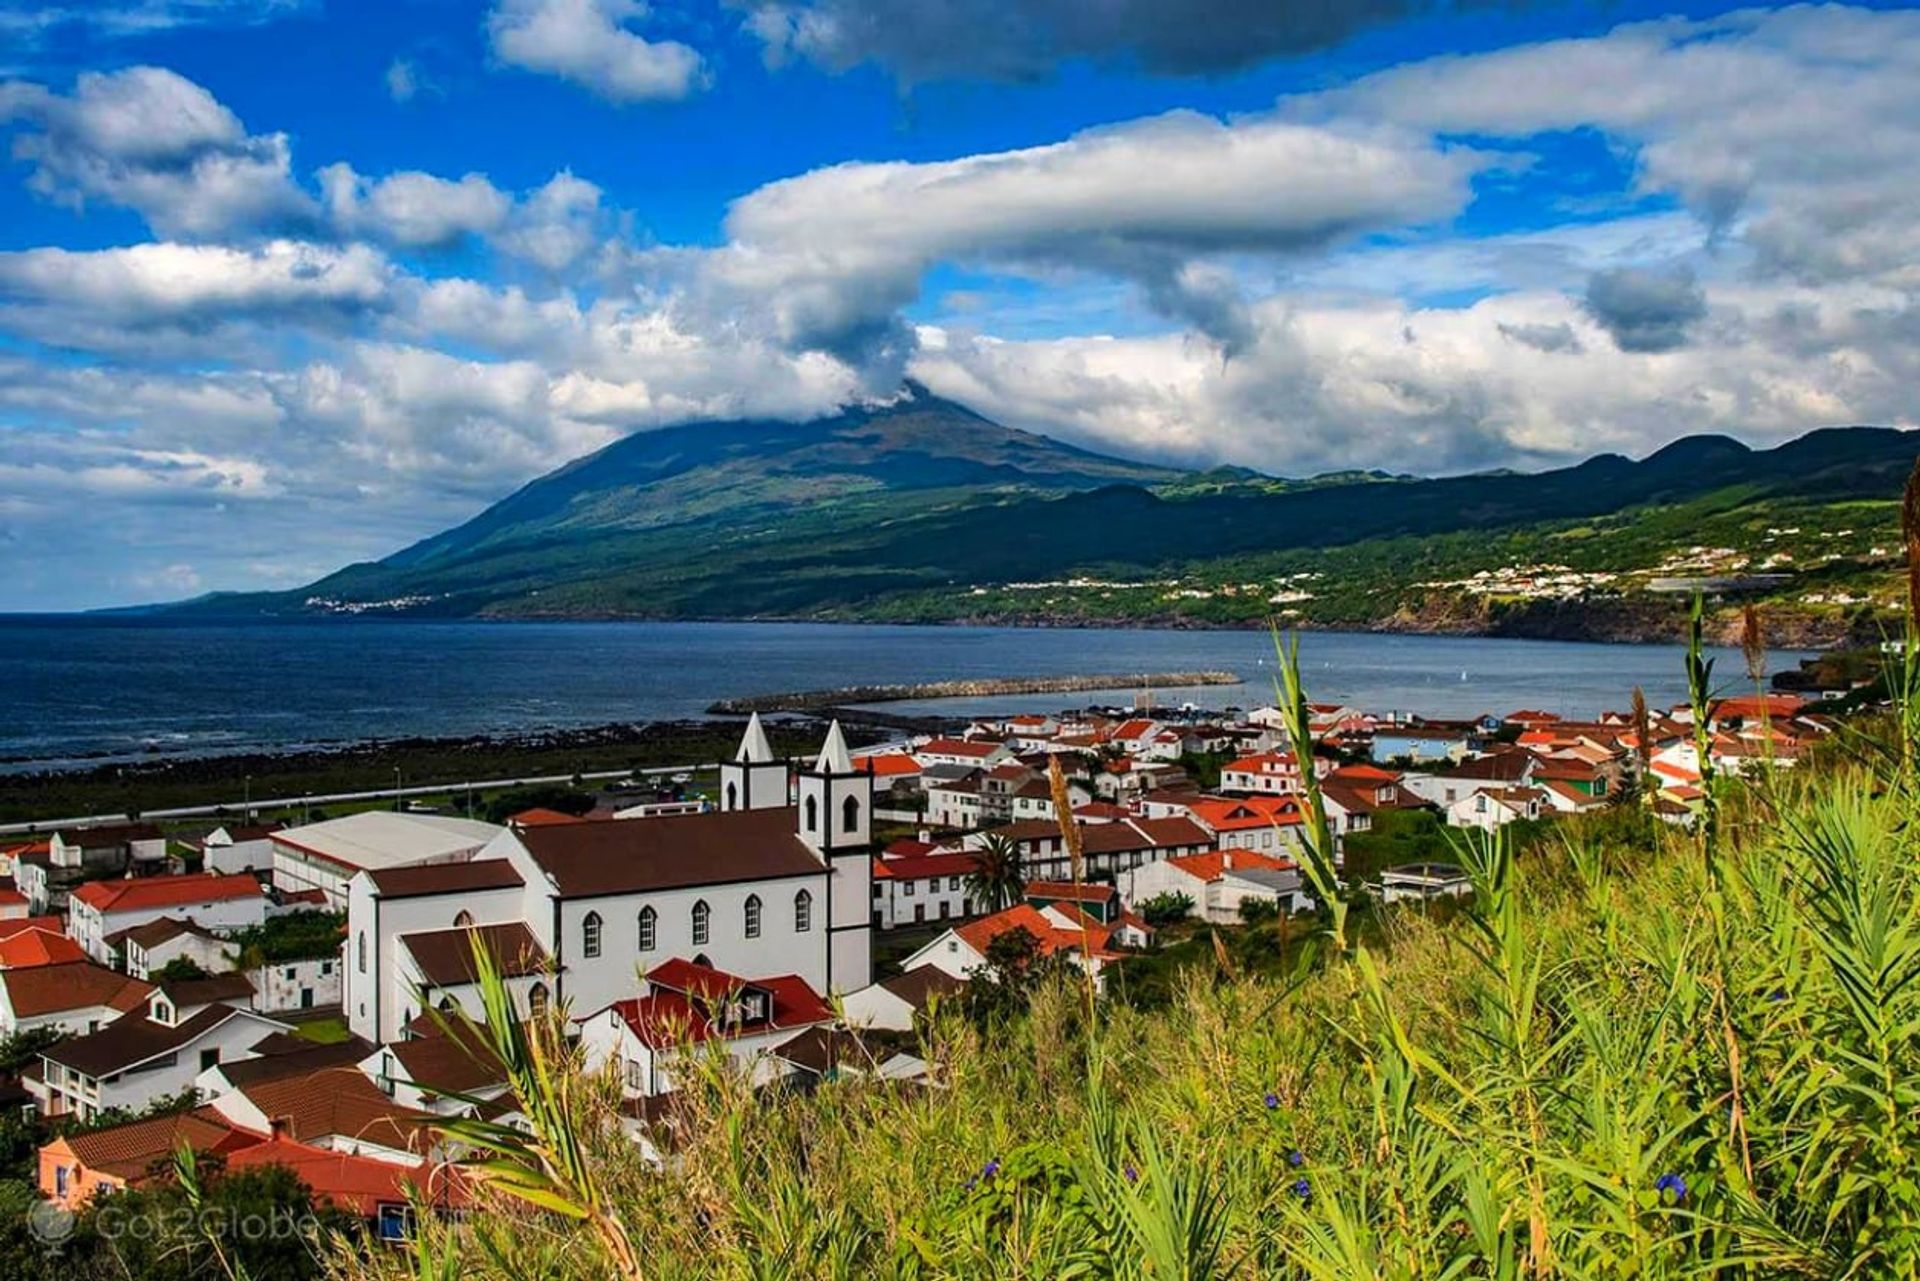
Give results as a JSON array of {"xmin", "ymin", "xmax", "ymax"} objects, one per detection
[
  {"xmin": 735, "ymin": 712, "xmax": 775, "ymax": 764},
  {"xmin": 814, "ymin": 719, "xmax": 853, "ymax": 774}
]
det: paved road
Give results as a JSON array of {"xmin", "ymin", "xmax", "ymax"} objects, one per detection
[{"xmin": 0, "ymin": 763, "xmax": 703, "ymax": 835}]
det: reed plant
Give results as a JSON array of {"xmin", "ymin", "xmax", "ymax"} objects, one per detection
[{"xmin": 350, "ymin": 637, "xmax": 1920, "ymax": 1281}]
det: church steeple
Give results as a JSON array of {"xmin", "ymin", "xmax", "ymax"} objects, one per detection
[
  {"xmin": 718, "ymin": 713, "xmax": 787, "ymax": 812},
  {"xmin": 796, "ymin": 720, "xmax": 870, "ymax": 852}
]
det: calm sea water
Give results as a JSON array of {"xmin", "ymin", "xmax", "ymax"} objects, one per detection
[{"xmin": 0, "ymin": 618, "xmax": 1809, "ymax": 768}]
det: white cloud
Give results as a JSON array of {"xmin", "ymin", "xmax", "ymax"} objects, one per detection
[
  {"xmin": 0, "ymin": 66, "xmax": 312, "ymax": 238},
  {"xmin": 487, "ymin": 0, "xmax": 708, "ymax": 102},
  {"xmin": 695, "ymin": 109, "xmax": 1478, "ymax": 360},
  {"xmin": 318, "ymin": 165, "xmax": 513, "ymax": 249}
]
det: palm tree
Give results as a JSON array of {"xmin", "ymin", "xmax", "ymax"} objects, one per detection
[{"xmin": 966, "ymin": 831, "xmax": 1025, "ymax": 915}]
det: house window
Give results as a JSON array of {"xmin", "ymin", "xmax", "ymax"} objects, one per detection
[
  {"xmin": 454, "ymin": 910, "xmax": 473, "ymax": 928},
  {"xmin": 794, "ymin": 889, "xmax": 812, "ymax": 932},
  {"xmin": 725, "ymin": 782, "xmax": 738, "ymax": 810},
  {"xmin": 357, "ymin": 932, "xmax": 367, "ymax": 973},
  {"xmin": 626, "ymin": 1060, "xmax": 643, "ymax": 1090},
  {"xmin": 744, "ymin": 895, "xmax": 762, "ymax": 939},
  {"xmin": 804, "ymin": 796, "xmax": 818, "ymax": 832},
  {"xmin": 870, "ymin": 883, "xmax": 882, "ymax": 899},
  {"xmin": 55, "ymin": 1166, "xmax": 67, "ymax": 1196},
  {"xmin": 948, "ymin": 875, "xmax": 961, "ymax": 891},
  {"xmin": 903, "ymin": 880, "xmax": 915, "ymax": 897},
  {"xmin": 200, "ymin": 1048, "xmax": 220, "ymax": 1071},
  {"xmin": 528, "ymin": 983, "xmax": 549, "ymax": 1020},
  {"xmin": 582, "ymin": 912, "xmax": 603, "ymax": 958},
  {"xmin": 692, "ymin": 900, "xmax": 711, "ymax": 946},
  {"xmin": 842, "ymin": 794, "xmax": 861, "ymax": 834},
  {"xmin": 637, "ymin": 906, "xmax": 657, "ymax": 952}
]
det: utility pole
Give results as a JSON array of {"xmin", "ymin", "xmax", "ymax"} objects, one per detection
[{"xmin": 393, "ymin": 767, "xmax": 403, "ymax": 812}]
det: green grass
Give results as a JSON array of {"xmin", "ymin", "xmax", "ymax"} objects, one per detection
[{"xmin": 289, "ymin": 1015, "xmax": 351, "ymax": 1045}]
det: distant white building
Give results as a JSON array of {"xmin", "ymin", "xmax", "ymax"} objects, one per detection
[
  {"xmin": 270, "ymin": 812, "xmax": 503, "ymax": 909},
  {"xmin": 198, "ymin": 825, "xmax": 282, "ymax": 875},
  {"xmin": 68, "ymin": 873, "xmax": 267, "ymax": 965}
]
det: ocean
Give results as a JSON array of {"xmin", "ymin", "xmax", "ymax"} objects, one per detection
[{"xmin": 0, "ymin": 617, "xmax": 1810, "ymax": 768}]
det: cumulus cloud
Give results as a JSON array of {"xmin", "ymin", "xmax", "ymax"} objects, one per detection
[
  {"xmin": 1582, "ymin": 264, "xmax": 1707, "ymax": 353},
  {"xmin": 0, "ymin": 66, "xmax": 312, "ymax": 239},
  {"xmin": 1497, "ymin": 320, "xmax": 1583, "ymax": 354},
  {"xmin": 318, "ymin": 166, "xmax": 512, "ymax": 249},
  {"xmin": 0, "ymin": 241, "xmax": 393, "ymax": 350},
  {"xmin": 736, "ymin": 0, "xmax": 1450, "ymax": 81},
  {"xmin": 700, "ymin": 110, "xmax": 1477, "ymax": 359},
  {"xmin": 487, "ymin": 0, "xmax": 708, "ymax": 102}
]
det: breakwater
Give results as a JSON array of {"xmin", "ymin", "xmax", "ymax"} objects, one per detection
[{"xmin": 707, "ymin": 670, "xmax": 1242, "ymax": 714}]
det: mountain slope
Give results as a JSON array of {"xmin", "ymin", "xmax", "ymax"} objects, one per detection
[{"xmin": 191, "ymin": 397, "xmax": 1916, "ymax": 642}]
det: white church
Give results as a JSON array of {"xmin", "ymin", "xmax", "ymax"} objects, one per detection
[{"xmin": 342, "ymin": 717, "xmax": 874, "ymax": 1045}]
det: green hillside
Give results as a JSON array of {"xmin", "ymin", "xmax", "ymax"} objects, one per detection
[{"xmin": 177, "ymin": 392, "xmax": 1918, "ymax": 643}]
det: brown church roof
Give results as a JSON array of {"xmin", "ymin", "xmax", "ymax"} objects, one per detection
[{"xmin": 514, "ymin": 806, "xmax": 825, "ymax": 897}]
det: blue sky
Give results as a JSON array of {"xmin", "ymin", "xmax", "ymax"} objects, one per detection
[{"xmin": 2, "ymin": 0, "xmax": 1918, "ymax": 609}]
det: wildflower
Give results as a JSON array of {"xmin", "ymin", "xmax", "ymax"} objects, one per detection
[
  {"xmin": 1263, "ymin": 1092, "xmax": 1280, "ymax": 1110},
  {"xmin": 1286, "ymin": 1149, "xmax": 1304, "ymax": 1167},
  {"xmin": 1291, "ymin": 1177, "xmax": 1312, "ymax": 1200},
  {"xmin": 1124, "ymin": 1164, "xmax": 1139, "ymax": 1184},
  {"xmin": 982, "ymin": 1159, "xmax": 1001, "ymax": 1180},
  {"xmin": 1768, "ymin": 988, "xmax": 1788, "ymax": 1003},
  {"xmin": 1654, "ymin": 1173, "xmax": 1688, "ymax": 1204},
  {"xmin": 964, "ymin": 1177, "xmax": 977, "ymax": 1192}
]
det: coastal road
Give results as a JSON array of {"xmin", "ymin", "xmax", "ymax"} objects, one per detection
[{"xmin": 0, "ymin": 737, "xmax": 917, "ymax": 835}]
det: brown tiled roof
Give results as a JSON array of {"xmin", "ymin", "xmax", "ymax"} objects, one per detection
[
  {"xmin": 217, "ymin": 1037, "xmax": 375, "ymax": 1089},
  {"xmin": 515, "ymin": 806, "xmax": 824, "ymax": 897},
  {"xmin": 877, "ymin": 966, "xmax": 966, "ymax": 1009},
  {"xmin": 386, "ymin": 1024, "xmax": 507, "ymax": 1097},
  {"xmin": 158, "ymin": 972, "xmax": 256, "ymax": 1008},
  {"xmin": 55, "ymin": 823, "xmax": 162, "ymax": 848},
  {"xmin": 401, "ymin": 922, "xmax": 550, "ymax": 986},
  {"xmin": 63, "ymin": 1106, "xmax": 250, "ymax": 1182},
  {"xmin": 773, "ymin": 1025, "xmax": 872, "ymax": 1076},
  {"xmin": 47, "ymin": 1005, "xmax": 266, "ymax": 1077},
  {"xmin": 0, "ymin": 961, "xmax": 153, "ymax": 1017},
  {"xmin": 237, "ymin": 1066, "xmax": 437, "ymax": 1153},
  {"xmin": 366, "ymin": 860, "xmax": 522, "ymax": 898},
  {"xmin": 116, "ymin": 916, "xmax": 220, "ymax": 950}
]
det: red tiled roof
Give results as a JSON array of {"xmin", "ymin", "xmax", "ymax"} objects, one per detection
[
  {"xmin": 952, "ymin": 904, "xmax": 1120, "ymax": 963},
  {"xmin": 853, "ymin": 754, "xmax": 923, "ymax": 777},
  {"xmin": 226, "ymin": 1137, "xmax": 468, "ymax": 1214},
  {"xmin": 0, "ymin": 927, "xmax": 86, "ymax": 969},
  {"xmin": 1223, "ymin": 753, "xmax": 1299, "ymax": 775},
  {"xmin": 0, "ymin": 915, "xmax": 65, "ymax": 941},
  {"xmin": 1186, "ymin": 796, "xmax": 1304, "ymax": 832},
  {"xmin": 1164, "ymin": 849, "xmax": 1295, "ymax": 883},
  {"xmin": 604, "ymin": 963, "xmax": 833, "ymax": 1049},
  {"xmin": 509, "ymin": 807, "xmax": 587, "ymax": 827},
  {"xmin": 0, "ymin": 960, "xmax": 153, "ymax": 1016},
  {"xmin": 61, "ymin": 1106, "xmax": 255, "ymax": 1182},
  {"xmin": 1024, "ymin": 881, "xmax": 1115, "ymax": 903},
  {"xmin": 920, "ymin": 739, "xmax": 1004, "ymax": 758},
  {"xmin": 872, "ymin": 851, "xmax": 979, "ymax": 880},
  {"xmin": 70, "ymin": 872, "xmax": 263, "ymax": 915}
]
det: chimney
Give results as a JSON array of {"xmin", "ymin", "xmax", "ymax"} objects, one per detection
[{"xmin": 269, "ymin": 1115, "xmax": 293, "ymax": 1141}]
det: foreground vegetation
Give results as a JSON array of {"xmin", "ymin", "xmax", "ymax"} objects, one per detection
[{"xmin": 314, "ymin": 612, "xmax": 1920, "ymax": 1279}]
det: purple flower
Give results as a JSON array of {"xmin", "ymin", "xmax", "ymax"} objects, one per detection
[
  {"xmin": 1124, "ymin": 1164, "xmax": 1139, "ymax": 1184},
  {"xmin": 983, "ymin": 1159, "xmax": 1001, "ymax": 1180},
  {"xmin": 1263, "ymin": 1092, "xmax": 1280, "ymax": 1110},
  {"xmin": 1286, "ymin": 1149, "xmax": 1304, "ymax": 1168},
  {"xmin": 1291, "ymin": 1177, "xmax": 1312, "ymax": 1199},
  {"xmin": 1768, "ymin": 988, "xmax": 1788, "ymax": 1003},
  {"xmin": 1654, "ymin": 1173, "xmax": 1687, "ymax": 1203}
]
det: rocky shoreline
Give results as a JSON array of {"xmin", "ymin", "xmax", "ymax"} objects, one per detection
[{"xmin": 708, "ymin": 670, "xmax": 1241, "ymax": 713}]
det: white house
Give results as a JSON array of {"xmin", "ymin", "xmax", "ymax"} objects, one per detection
[
  {"xmin": 870, "ymin": 849, "xmax": 978, "ymax": 929},
  {"xmin": 575, "ymin": 957, "xmax": 835, "ymax": 1098},
  {"xmin": 38, "ymin": 987, "xmax": 288, "ymax": 1122},
  {"xmin": 270, "ymin": 812, "xmax": 503, "ymax": 910},
  {"xmin": 345, "ymin": 721, "xmax": 875, "ymax": 1045},
  {"xmin": 1219, "ymin": 752, "xmax": 1332, "ymax": 795},
  {"xmin": 1379, "ymin": 863, "xmax": 1474, "ymax": 905},
  {"xmin": 1117, "ymin": 850, "xmax": 1308, "ymax": 924},
  {"xmin": 840, "ymin": 967, "xmax": 967, "ymax": 1032},
  {"xmin": 0, "ymin": 961, "xmax": 152, "ymax": 1037},
  {"xmin": 250, "ymin": 955, "xmax": 344, "ymax": 1014},
  {"xmin": 199, "ymin": 825, "xmax": 282, "ymax": 875},
  {"xmin": 120, "ymin": 918, "xmax": 237, "ymax": 980},
  {"xmin": 1446, "ymin": 787, "xmax": 1546, "ymax": 831},
  {"xmin": 914, "ymin": 738, "xmax": 1015, "ymax": 770},
  {"xmin": 68, "ymin": 872, "xmax": 267, "ymax": 964}
]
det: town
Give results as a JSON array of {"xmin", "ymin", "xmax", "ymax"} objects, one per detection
[{"xmin": 0, "ymin": 678, "xmax": 1847, "ymax": 1242}]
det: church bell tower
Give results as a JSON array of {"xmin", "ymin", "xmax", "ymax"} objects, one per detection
[
  {"xmin": 796, "ymin": 720, "xmax": 873, "ymax": 991},
  {"xmin": 719, "ymin": 712, "xmax": 787, "ymax": 812}
]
